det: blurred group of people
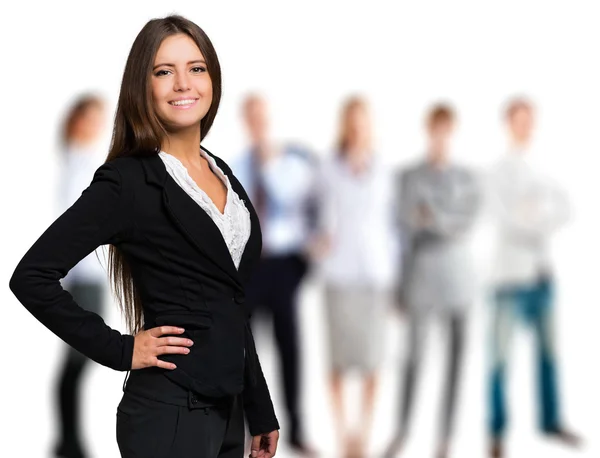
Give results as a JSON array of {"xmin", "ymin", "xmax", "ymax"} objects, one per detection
[
  {"xmin": 232, "ymin": 94, "xmax": 580, "ymax": 458},
  {"xmin": 53, "ymin": 92, "xmax": 579, "ymax": 458}
]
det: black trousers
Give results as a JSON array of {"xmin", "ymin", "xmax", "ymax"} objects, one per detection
[
  {"xmin": 245, "ymin": 253, "xmax": 308, "ymax": 445},
  {"xmin": 54, "ymin": 281, "xmax": 104, "ymax": 457},
  {"xmin": 118, "ymin": 370, "xmax": 244, "ymax": 458}
]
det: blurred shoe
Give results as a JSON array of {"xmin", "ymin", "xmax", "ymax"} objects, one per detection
[
  {"xmin": 53, "ymin": 442, "xmax": 87, "ymax": 458},
  {"xmin": 544, "ymin": 427, "xmax": 582, "ymax": 448},
  {"xmin": 489, "ymin": 438, "xmax": 503, "ymax": 458},
  {"xmin": 436, "ymin": 441, "xmax": 449, "ymax": 458}
]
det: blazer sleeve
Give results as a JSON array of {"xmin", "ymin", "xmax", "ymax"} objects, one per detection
[
  {"xmin": 9, "ymin": 161, "xmax": 135, "ymax": 371},
  {"xmin": 242, "ymin": 334, "xmax": 280, "ymax": 436}
]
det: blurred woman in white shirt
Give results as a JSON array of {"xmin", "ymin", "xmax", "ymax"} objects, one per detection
[
  {"xmin": 54, "ymin": 94, "xmax": 108, "ymax": 458},
  {"xmin": 317, "ymin": 96, "xmax": 398, "ymax": 458}
]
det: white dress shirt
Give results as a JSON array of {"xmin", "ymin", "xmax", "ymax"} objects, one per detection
[
  {"xmin": 488, "ymin": 151, "xmax": 570, "ymax": 286},
  {"xmin": 319, "ymin": 153, "xmax": 399, "ymax": 289},
  {"xmin": 158, "ymin": 149, "xmax": 251, "ymax": 270}
]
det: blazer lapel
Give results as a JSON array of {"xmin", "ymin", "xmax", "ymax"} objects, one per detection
[
  {"xmin": 228, "ymin": 168, "xmax": 262, "ymax": 284},
  {"xmin": 141, "ymin": 154, "xmax": 243, "ymax": 290},
  {"xmin": 202, "ymin": 148, "xmax": 263, "ymax": 285}
]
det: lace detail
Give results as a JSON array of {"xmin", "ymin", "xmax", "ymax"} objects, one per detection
[{"xmin": 158, "ymin": 149, "xmax": 251, "ymax": 269}]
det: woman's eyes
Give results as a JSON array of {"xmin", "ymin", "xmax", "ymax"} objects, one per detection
[{"xmin": 154, "ymin": 67, "xmax": 207, "ymax": 77}]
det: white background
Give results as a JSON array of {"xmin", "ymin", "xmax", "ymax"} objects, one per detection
[{"xmin": 1, "ymin": 1, "xmax": 598, "ymax": 457}]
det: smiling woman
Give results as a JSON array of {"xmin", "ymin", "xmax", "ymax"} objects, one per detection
[
  {"xmin": 9, "ymin": 14, "xmax": 279, "ymax": 458},
  {"xmin": 151, "ymin": 34, "xmax": 213, "ymax": 128}
]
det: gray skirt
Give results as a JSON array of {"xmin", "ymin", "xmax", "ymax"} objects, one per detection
[{"xmin": 324, "ymin": 285, "xmax": 389, "ymax": 373}]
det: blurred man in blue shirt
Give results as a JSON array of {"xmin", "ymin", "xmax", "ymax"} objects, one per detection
[{"xmin": 233, "ymin": 94, "xmax": 318, "ymax": 456}]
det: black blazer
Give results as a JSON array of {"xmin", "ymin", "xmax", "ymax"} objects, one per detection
[{"xmin": 9, "ymin": 147, "xmax": 278, "ymax": 436}]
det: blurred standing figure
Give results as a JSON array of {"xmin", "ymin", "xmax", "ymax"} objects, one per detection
[
  {"xmin": 318, "ymin": 97, "xmax": 398, "ymax": 458},
  {"xmin": 233, "ymin": 94, "xmax": 318, "ymax": 456},
  {"xmin": 54, "ymin": 95, "xmax": 107, "ymax": 458},
  {"xmin": 487, "ymin": 98, "xmax": 580, "ymax": 458},
  {"xmin": 385, "ymin": 105, "xmax": 480, "ymax": 458}
]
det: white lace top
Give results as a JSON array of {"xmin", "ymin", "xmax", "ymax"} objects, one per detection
[{"xmin": 158, "ymin": 149, "xmax": 251, "ymax": 270}]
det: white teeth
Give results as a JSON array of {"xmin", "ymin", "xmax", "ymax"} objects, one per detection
[{"xmin": 170, "ymin": 99, "xmax": 196, "ymax": 106}]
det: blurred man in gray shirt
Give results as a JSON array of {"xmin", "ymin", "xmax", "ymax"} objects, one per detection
[{"xmin": 386, "ymin": 104, "xmax": 481, "ymax": 458}]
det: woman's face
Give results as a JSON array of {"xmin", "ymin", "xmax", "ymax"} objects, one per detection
[
  {"xmin": 74, "ymin": 103, "xmax": 105, "ymax": 143},
  {"xmin": 345, "ymin": 105, "xmax": 369, "ymax": 147},
  {"xmin": 151, "ymin": 33, "xmax": 213, "ymax": 133}
]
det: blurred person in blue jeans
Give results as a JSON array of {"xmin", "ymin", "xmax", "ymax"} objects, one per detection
[
  {"xmin": 385, "ymin": 104, "xmax": 481, "ymax": 458},
  {"xmin": 233, "ymin": 94, "xmax": 318, "ymax": 456},
  {"xmin": 487, "ymin": 98, "xmax": 580, "ymax": 457},
  {"xmin": 54, "ymin": 94, "xmax": 108, "ymax": 458},
  {"xmin": 316, "ymin": 96, "xmax": 398, "ymax": 458}
]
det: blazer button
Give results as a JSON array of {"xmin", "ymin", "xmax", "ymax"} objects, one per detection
[
  {"xmin": 234, "ymin": 292, "xmax": 245, "ymax": 304},
  {"xmin": 191, "ymin": 396, "xmax": 198, "ymax": 405}
]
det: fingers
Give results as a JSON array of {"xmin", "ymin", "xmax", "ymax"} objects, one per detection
[
  {"xmin": 156, "ymin": 345, "xmax": 191, "ymax": 355},
  {"xmin": 132, "ymin": 326, "xmax": 192, "ymax": 371},
  {"xmin": 250, "ymin": 433, "xmax": 278, "ymax": 458},
  {"xmin": 250, "ymin": 435, "xmax": 261, "ymax": 458},
  {"xmin": 155, "ymin": 336, "xmax": 194, "ymax": 347},
  {"xmin": 154, "ymin": 358, "xmax": 176, "ymax": 370},
  {"xmin": 142, "ymin": 327, "xmax": 194, "ymax": 371},
  {"xmin": 266, "ymin": 431, "xmax": 279, "ymax": 457},
  {"xmin": 148, "ymin": 326, "xmax": 185, "ymax": 337}
]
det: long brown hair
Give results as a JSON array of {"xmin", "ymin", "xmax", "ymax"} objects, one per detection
[
  {"xmin": 335, "ymin": 95, "xmax": 372, "ymax": 157},
  {"xmin": 106, "ymin": 15, "xmax": 222, "ymax": 333}
]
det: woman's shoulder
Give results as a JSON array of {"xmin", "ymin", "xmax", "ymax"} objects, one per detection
[
  {"xmin": 89, "ymin": 155, "xmax": 149, "ymax": 192},
  {"xmin": 103, "ymin": 155, "xmax": 149, "ymax": 176}
]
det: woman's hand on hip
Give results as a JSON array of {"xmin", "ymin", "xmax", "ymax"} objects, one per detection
[
  {"xmin": 131, "ymin": 326, "xmax": 193, "ymax": 370},
  {"xmin": 250, "ymin": 429, "xmax": 279, "ymax": 458}
]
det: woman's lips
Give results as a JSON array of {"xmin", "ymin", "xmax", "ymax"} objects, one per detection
[{"xmin": 168, "ymin": 98, "xmax": 199, "ymax": 109}]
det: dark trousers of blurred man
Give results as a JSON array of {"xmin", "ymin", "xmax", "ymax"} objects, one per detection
[{"xmin": 245, "ymin": 253, "xmax": 309, "ymax": 450}]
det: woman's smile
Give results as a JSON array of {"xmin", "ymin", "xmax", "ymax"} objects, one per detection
[{"xmin": 168, "ymin": 97, "xmax": 199, "ymax": 109}]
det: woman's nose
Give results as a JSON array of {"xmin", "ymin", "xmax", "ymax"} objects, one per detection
[{"xmin": 174, "ymin": 72, "xmax": 190, "ymax": 92}]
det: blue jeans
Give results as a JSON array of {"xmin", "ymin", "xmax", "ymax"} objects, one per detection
[{"xmin": 488, "ymin": 277, "xmax": 561, "ymax": 438}]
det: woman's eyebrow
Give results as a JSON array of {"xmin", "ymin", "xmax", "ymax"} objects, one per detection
[{"xmin": 153, "ymin": 59, "xmax": 206, "ymax": 70}]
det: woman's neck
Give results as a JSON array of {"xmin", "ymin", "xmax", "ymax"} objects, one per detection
[
  {"xmin": 343, "ymin": 144, "xmax": 371, "ymax": 175},
  {"xmin": 345, "ymin": 139, "xmax": 370, "ymax": 157},
  {"xmin": 161, "ymin": 127, "xmax": 202, "ymax": 165}
]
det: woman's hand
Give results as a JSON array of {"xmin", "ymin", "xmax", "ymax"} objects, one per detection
[
  {"xmin": 131, "ymin": 326, "xmax": 193, "ymax": 370},
  {"xmin": 250, "ymin": 430, "xmax": 279, "ymax": 457}
]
